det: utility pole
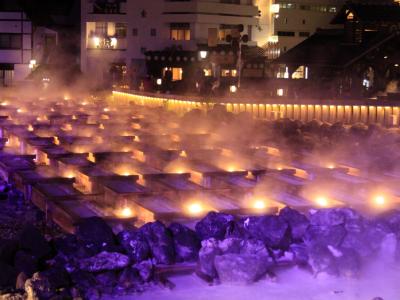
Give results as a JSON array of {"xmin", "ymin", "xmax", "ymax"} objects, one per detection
[{"xmin": 226, "ymin": 24, "xmax": 249, "ymax": 90}]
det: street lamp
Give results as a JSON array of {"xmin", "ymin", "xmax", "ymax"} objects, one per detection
[{"xmin": 199, "ymin": 50, "xmax": 208, "ymax": 59}]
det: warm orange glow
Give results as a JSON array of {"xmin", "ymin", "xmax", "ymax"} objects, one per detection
[
  {"xmin": 316, "ymin": 196, "xmax": 329, "ymax": 207},
  {"xmin": 87, "ymin": 152, "xmax": 95, "ymax": 163},
  {"xmin": 253, "ymin": 199, "xmax": 267, "ymax": 210},
  {"xmin": 117, "ymin": 206, "xmax": 134, "ymax": 218},
  {"xmin": 54, "ymin": 136, "xmax": 60, "ymax": 145},
  {"xmin": 327, "ymin": 163, "xmax": 335, "ymax": 169},
  {"xmin": 27, "ymin": 124, "xmax": 34, "ymax": 132},
  {"xmin": 374, "ymin": 195, "xmax": 385, "ymax": 206},
  {"xmin": 186, "ymin": 202, "xmax": 204, "ymax": 216}
]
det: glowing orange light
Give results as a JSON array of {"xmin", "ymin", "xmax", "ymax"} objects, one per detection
[
  {"xmin": 253, "ymin": 200, "xmax": 267, "ymax": 210},
  {"xmin": 316, "ymin": 196, "xmax": 329, "ymax": 207},
  {"xmin": 187, "ymin": 202, "xmax": 204, "ymax": 216},
  {"xmin": 118, "ymin": 207, "xmax": 134, "ymax": 218},
  {"xmin": 374, "ymin": 195, "xmax": 385, "ymax": 206}
]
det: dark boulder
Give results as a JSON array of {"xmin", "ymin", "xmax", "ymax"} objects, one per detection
[
  {"xmin": 135, "ymin": 260, "xmax": 154, "ymax": 282},
  {"xmin": 0, "ymin": 262, "xmax": 17, "ymax": 288},
  {"xmin": 195, "ymin": 212, "xmax": 235, "ymax": 240},
  {"xmin": 117, "ymin": 230, "xmax": 151, "ymax": 263},
  {"xmin": 0, "ymin": 239, "xmax": 18, "ymax": 263},
  {"xmin": 118, "ymin": 267, "xmax": 143, "ymax": 290},
  {"xmin": 14, "ymin": 250, "xmax": 39, "ymax": 277},
  {"xmin": 140, "ymin": 221, "xmax": 175, "ymax": 265},
  {"xmin": 18, "ymin": 225, "xmax": 51, "ymax": 259},
  {"xmin": 70, "ymin": 270, "xmax": 97, "ymax": 291},
  {"xmin": 79, "ymin": 251, "xmax": 130, "ymax": 272},
  {"xmin": 243, "ymin": 215, "xmax": 291, "ymax": 248},
  {"xmin": 224, "ymin": 219, "xmax": 249, "ymax": 239},
  {"xmin": 169, "ymin": 223, "xmax": 200, "ymax": 262},
  {"xmin": 24, "ymin": 267, "xmax": 69, "ymax": 300},
  {"xmin": 279, "ymin": 206, "xmax": 310, "ymax": 241},
  {"xmin": 95, "ymin": 270, "xmax": 118, "ymax": 293},
  {"xmin": 75, "ymin": 217, "xmax": 115, "ymax": 251}
]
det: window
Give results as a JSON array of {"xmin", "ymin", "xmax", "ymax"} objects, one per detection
[
  {"xmin": 221, "ymin": 69, "xmax": 237, "ymax": 77},
  {"xmin": 302, "ymin": 19, "xmax": 306, "ymax": 25},
  {"xmin": 150, "ymin": 28, "xmax": 157, "ymax": 37},
  {"xmin": 277, "ymin": 31, "xmax": 295, "ymax": 37},
  {"xmin": 0, "ymin": 34, "xmax": 21, "ymax": 49},
  {"xmin": 164, "ymin": 67, "xmax": 183, "ymax": 81},
  {"xmin": 280, "ymin": 3, "xmax": 296, "ymax": 9},
  {"xmin": 300, "ymin": 5, "xmax": 310, "ymax": 10},
  {"xmin": 328, "ymin": 6, "xmax": 337, "ymax": 13},
  {"xmin": 299, "ymin": 31, "xmax": 310, "ymax": 37},
  {"xmin": 292, "ymin": 66, "xmax": 308, "ymax": 79},
  {"xmin": 132, "ymin": 28, "xmax": 138, "ymax": 36},
  {"xmin": 218, "ymin": 24, "xmax": 241, "ymax": 41},
  {"xmin": 95, "ymin": 22, "xmax": 107, "ymax": 35},
  {"xmin": 115, "ymin": 23, "xmax": 127, "ymax": 38},
  {"xmin": 284, "ymin": 17, "xmax": 288, "ymax": 24},
  {"xmin": 140, "ymin": 47, "xmax": 147, "ymax": 54},
  {"xmin": 170, "ymin": 23, "xmax": 190, "ymax": 41}
]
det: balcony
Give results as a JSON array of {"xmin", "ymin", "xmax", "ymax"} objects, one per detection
[
  {"xmin": 164, "ymin": 1, "xmax": 259, "ymax": 17},
  {"xmin": 86, "ymin": 35, "xmax": 127, "ymax": 50},
  {"xmin": 89, "ymin": 1, "xmax": 127, "ymax": 14}
]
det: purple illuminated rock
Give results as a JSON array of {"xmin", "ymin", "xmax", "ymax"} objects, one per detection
[
  {"xmin": 18, "ymin": 225, "xmax": 51, "ymax": 260},
  {"xmin": 214, "ymin": 253, "xmax": 271, "ymax": 284},
  {"xmin": 135, "ymin": 260, "xmax": 154, "ymax": 282},
  {"xmin": 279, "ymin": 206, "xmax": 310, "ymax": 241},
  {"xmin": 309, "ymin": 209, "xmax": 346, "ymax": 227},
  {"xmin": 195, "ymin": 212, "xmax": 235, "ymax": 240},
  {"xmin": 169, "ymin": 223, "xmax": 200, "ymax": 262},
  {"xmin": 75, "ymin": 217, "xmax": 115, "ymax": 250},
  {"xmin": 95, "ymin": 270, "xmax": 118, "ymax": 292},
  {"xmin": 289, "ymin": 243, "xmax": 309, "ymax": 265},
  {"xmin": 308, "ymin": 245, "xmax": 338, "ymax": 276},
  {"xmin": 140, "ymin": 221, "xmax": 175, "ymax": 265},
  {"xmin": 197, "ymin": 238, "xmax": 221, "ymax": 280},
  {"xmin": 335, "ymin": 247, "xmax": 361, "ymax": 278},
  {"xmin": 117, "ymin": 267, "xmax": 143, "ymax": 290},
  {"xmin": 243, "ymin": 215, "xmax": 291, "ymax": 248},
  {"xmin": 117, "ymin": 230, "xmax": 150, "ymax": 263},
  {"xmin": 79, "ymin": 251, "xmax": 130, "ymax": 272},
  {"xmin": 304, "ymin": 225, "xmax": 346, "ymax": 247}
]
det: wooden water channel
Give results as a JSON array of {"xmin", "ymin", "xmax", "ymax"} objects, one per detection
[{"xmin": 113, "ymin": 90, "xmax": 400, "ymax": 126}]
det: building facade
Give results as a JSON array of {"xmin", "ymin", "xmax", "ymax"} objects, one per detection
[
  {"xmin": 0, "ymin": 10, "xmax": 33, "ymax": 86},
  {"xmin": 80, "ymin": 0, "xmax": 263, "ymax": 90},
  {"xmin": 271, "ymin": 0, "xmax": 345, "ymax": 55}
]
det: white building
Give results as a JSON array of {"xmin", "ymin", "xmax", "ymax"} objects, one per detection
[
  {"xmin": 0, "ymin": 10, "xmax": 33, "ymax": 86},
  {"xmin": 81, "ymin": 0, "xmax": 263, "ymax": 87},
  {"xmin": 271, "ymin": 0, "xmax": 345, "ymax": 55}
]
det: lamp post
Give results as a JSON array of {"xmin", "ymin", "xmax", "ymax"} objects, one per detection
[{"xmin": 226, "ymin": 24, "xmax": 249, "ymax": 89}]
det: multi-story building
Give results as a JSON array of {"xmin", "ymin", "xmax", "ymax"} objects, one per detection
[
  {"xmin": 0, "ymin": 2, "xmax": 33, "ymax": 86},
  {"xmin": 269, "ymin": 0, "xmax": 345, "ymax": 56},
  {"xmin": 81, "ymin": 0, "xmax": 264, "ymax": 89}
]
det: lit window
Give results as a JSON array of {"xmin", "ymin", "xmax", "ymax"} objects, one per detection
[
  {"xmin": 277, "ymin": 88, "xmax": 284, "ymax": 96},
  {"xmin": 203, "ymin": 68, "xmax": 212, "ymax": 76},
  {"xmin": 347, "ymin": 11, "xmax": 354, "ymax": 20},
  {"xmin": 292, "ymin": 66, "xmax": 308, "ymax": 79},
  {"xmin": 170, "ymin": 23, "xmax": 190, "ymax": 41}
]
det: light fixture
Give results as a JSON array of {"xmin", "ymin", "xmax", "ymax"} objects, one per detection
[
  {"xmin": 187, "ymin": 202, "xmax": 204, "ymax": 216},
  {"xmin": 199, "ymin": 50, "xmax": 208, "ymax": 59},
  {"xmin": 156, "ymin": 78, "xmax": 162, "ymax": 86},
  {"xmin": 230, "ymin": 85, "xmax": 237, "ymax": 93}
]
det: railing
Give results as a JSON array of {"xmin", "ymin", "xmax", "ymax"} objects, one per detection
[{"xmin": 112, "ymin": 90, "xmax": 400, "ymax": 127}]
